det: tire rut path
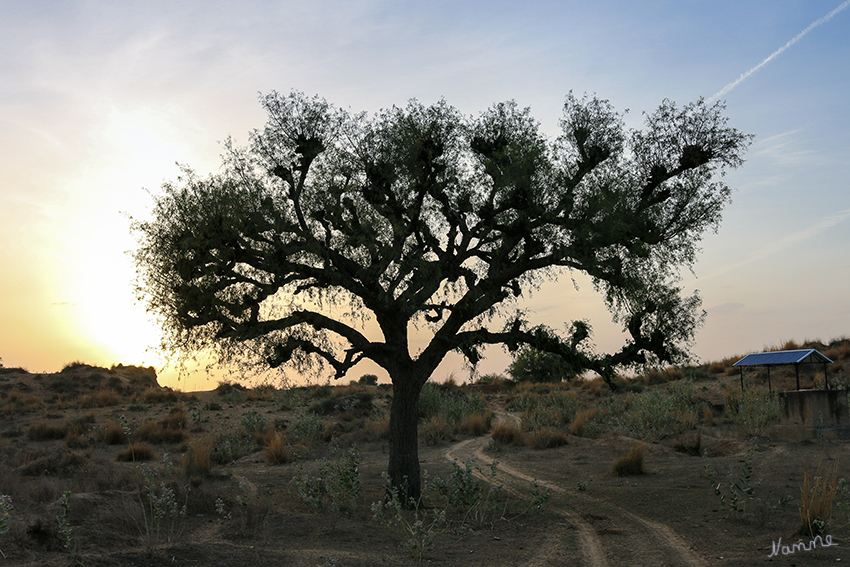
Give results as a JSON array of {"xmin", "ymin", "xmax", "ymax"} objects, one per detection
[{"xmin": 444, "ymin": 412, "xmax": 708, "ymax": 567}]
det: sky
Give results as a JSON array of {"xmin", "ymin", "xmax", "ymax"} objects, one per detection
[{"xmin": 1, "ymin": 1, "xmax": 849, "ymax": 390}]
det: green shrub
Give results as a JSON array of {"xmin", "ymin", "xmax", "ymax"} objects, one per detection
[
  {"xmin": 291, "ymin": 446, "xmax": 361, "ymax": 514},
  {"xmin": 725, "ymin": 387, "xmax": 780, "ymax": 436}
]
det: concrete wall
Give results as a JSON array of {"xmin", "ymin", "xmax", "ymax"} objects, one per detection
[{"xmin": 779, "ymin": 389, "xmax": 849, "ymax": 426}]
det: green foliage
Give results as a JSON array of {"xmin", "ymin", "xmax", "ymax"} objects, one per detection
[
  {"xmin": 616, "ymin": 380, "xmax": 702, "ymax": 441},
  {"xmin": 291, "ymin": 446, "xmax": 362, "ymax": 514},
  {"xmin": 212, "ymin": 431, "xmax": 254, "ymax": 465},
  {"xmin": 418, "ymin": 383, "xmax": 486, "ymax": 429},
  {"xmin": 240, "ymin": 410, "xmax": 266, "ymax": 435},
  {"xmin": 289, "ymin": 411, "xmax": 325, "ymax": 446},
  {"xmin": 724, "ymin": 387, "xmax": 780, "ymax": 436},
  {"xmin": 508, "ymin": 346, "xmax": 578, "ymax": 383},
  {"xmin": 57, "ymin": 491, "xmax": 86, "ymax": 566},
  {"xmin": 136, "ymin": 461, "xmax": 189, "ymax": 543}
]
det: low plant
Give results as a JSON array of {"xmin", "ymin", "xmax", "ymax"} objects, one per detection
[
  {"xmin": 704, "ymin": 442, "xmax": 759, "ymax": 519},
  {"xmin": 240, "ymin": 410, "xmax": 267, "ymax": 437},
  {"xmin": 422, "ymin": 414, "xmax": 451, "ymax": 444},
  {"xmin": 363, "ymin": 412, "xmax": 390, "ymax": 440},
  {"xmin": 617, "ymin": 382, "xmax": 702, "ymax": 442},
  {"xmin": 57, "ymin": 491, "xmax": 86, "ymax": 566},
  {"xmin": 372, "ymin": 473, "xmax": 446, "ymax": 561},
  {"xmin": 611, "ymin": 443, "xmax": 645, "ymax": 476},
  {"xmin": 136, "ymin": 462, "xmax": 189, "ymax": 544}
]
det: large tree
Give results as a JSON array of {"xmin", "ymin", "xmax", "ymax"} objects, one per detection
[{"xmin": 133, "ymin": 90, "xmax": 751, "ymax": 501}]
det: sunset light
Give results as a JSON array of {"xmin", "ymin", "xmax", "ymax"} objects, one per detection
[{"xmin": 2, "ymin": 1, "xmax": 848, "ymax": 390}]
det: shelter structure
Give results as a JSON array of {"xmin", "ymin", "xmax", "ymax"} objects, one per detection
[{"xmin": 732, "ymin": 349, "xmax": 833, "ymax": 392}]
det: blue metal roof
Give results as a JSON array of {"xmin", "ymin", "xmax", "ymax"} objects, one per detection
[{"xmin": 733, "ymin": 349, "xmax": 833, "ymax": 367}]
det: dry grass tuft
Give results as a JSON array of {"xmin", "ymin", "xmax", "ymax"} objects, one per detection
[
  {"xmin": 611, "ymin": 443, "xmax": 645, "ymax": 477},
  {"xmin": 184, "ymin": 435, "xmax": 214, "ymax": 476},
  {"xmin": 491, "ymin": 421, "xmax": 525, "ymax": 445},
  {"xmin": 139, "ymin": 420, "xmax": 185, "ymax": 444},
  {"xmin": 798, "ymin": 462, "xmax": 839, "ymax": 536},
  {"xmin": 27, "ymin": 419, "xmax": 66, "ymax": 441},
  {"xmin": 459, "ymin": 411, "xmax": 493, "ymax": 436},
  {"xmin": 99, "ymin": 419, "xmax": 128, "ymax": 445},
  {"xmin": 76, "ymin": 389, "xmax": 122, "ymax": 408},
  {"xmin": 363, "ymin": 415, "xmax": 390, "ymax": 440},
  {"xmin": 264, "ymin": 431, "xmax": 293, "ymax": 464},
  {"xmin": 116, "ymin": 442, "xmax": 155, "ymax": 462},
  {"xmin": 422, "ymin": 414, "xmax": 451, "ymax": 444},
  {"xmin": 570, "ymin": 408, "xmax": 599, "ymax": 436},
  {"xmin": 526, "ymin": 427, "xmax": 569, "ymax": 450}
]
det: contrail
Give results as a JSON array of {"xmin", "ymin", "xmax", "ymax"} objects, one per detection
[{"xmin": 710, "ymin": 0, "xmax": 850, "ymax": 101}]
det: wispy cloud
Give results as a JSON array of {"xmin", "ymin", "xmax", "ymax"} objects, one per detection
[
  {"xmin": 698, "ymin": 208, "xmax": 850, "ymax": 281},
  {"xmin": 710, "ymin": 0, "xmax": 850, "ymax": 101}
]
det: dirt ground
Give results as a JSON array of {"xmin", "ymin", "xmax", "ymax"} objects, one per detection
[{"xmin": 0, "ymin": 365, "xmax": 847, "ymax": 566}]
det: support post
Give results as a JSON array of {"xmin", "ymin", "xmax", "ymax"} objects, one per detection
[
  {"xmin": 767, "ymin": 366, "xmax": 772, "ymax": 392},
  {"xmin": 795, "ymin": 364, "xmax": 800, "ymax": 390},
  {"xmin": 740, "ymin": 367, "xmax": 744, "ymax": 393}
]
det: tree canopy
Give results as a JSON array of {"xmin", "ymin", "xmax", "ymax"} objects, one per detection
[{"xmin": 132, "ymin": 90, "xmax": 751, "ymax": 500}]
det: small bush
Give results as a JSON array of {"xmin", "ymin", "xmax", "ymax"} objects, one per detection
[
  {"xmin": 612, "ymin": 443, "xmax": 645, "ymax": 476},
  {"xmin": 116, "ymin": 442, "xmax": 156, "ymax": 462},
  {"xmin": 142, "ymin": 387, "xmax": 180, "ymax": 404},
  {"xmin": 491, "ymin": 421, "xmax": 525, "ymax": 445},
  {"xmin": 725, "ymin": 387, "xmax": 780, "ymax": 436}
]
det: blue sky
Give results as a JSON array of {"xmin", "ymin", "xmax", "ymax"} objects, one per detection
[{"xmin": 1, "ymin": 1, "xmax": 848, "ymax": 388}]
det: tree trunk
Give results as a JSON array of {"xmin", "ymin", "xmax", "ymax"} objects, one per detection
[{"xmin": 387, "ymin": 373, "xmax": 425, "ymax": 506}]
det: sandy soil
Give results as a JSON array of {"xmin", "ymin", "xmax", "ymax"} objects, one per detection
[{"xmin": 0, "ymin": 366, "xmax": 847, "ymax": 566}]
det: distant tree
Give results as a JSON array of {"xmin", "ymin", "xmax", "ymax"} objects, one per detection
[
  {"xmin": 358, "ymin": 373, "xmax": 379, "ymax": 386},
  {"xmin": 132, "ymin": 90, "xmax": 751, "ymax": 502}
]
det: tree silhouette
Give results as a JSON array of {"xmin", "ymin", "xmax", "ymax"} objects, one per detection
[{"xmin": 132, "ymin": 90, "xmax": 751, "ymax": 502}]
